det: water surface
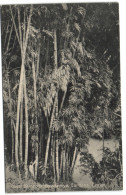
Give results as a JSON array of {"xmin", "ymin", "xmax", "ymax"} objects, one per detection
[{"xmin": 72, "ymin": 138, "xmax": 119, "ymax": 188}]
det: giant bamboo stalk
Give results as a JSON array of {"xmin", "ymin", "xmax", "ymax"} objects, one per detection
[
  {"xmin": 55, "ymin": 132, "xmax": 59, "ymax": 182},
  {"xmin": 10, "ymin": 5, "xmax": 33, "ymax": 177},
  {"xmin": 19, "ymin": 99, "xmax": 23, "ymax": 163},
  {"xmin": 23, "ymin": 69, "xmax": 29, "ymax": 178},
  {"xmin": 71, "ymin": 146, "xmax": 77, "ymax": 173},
  {"xmin": 45, "ymin": 37, "xmax": 49, "ymax": 73},
  {"xmin": 11, "ymin": 125, "xmax": 14, "ymax": 164},
  {"xmin": 32, "ymin": 57, "xmax": 38, "ymax": 180},
  {"xmin": 43, "ymin": 95, "xmax": 57, "ymax": 175},
  {"xmin": 18, "ymin": 7, "xmax": 23, "ymax": 52},
  {"xmin": 54, "ymin": 28, "xmax": 59, "ymax": 182},
  {"xmin": 4, "ymin": 21, "xmax": 9, "ymax": 48},
  {"xmin": 62, "ymin": 146, "xmax": 66, "ymax": 181},
  {"xmin": 51, "ymin": 133, "xmax": 56, "ymax": 183},
  {"xmin": 23, "ymin": 5, "xmax": 33, "ymax": 178},
  {"xmin": 59, "ymin": 89, "xmax": 67, "ymax": 113},
  {"xmin": 59, "ymin": 147, "xmax": 63, "ymax": 177},
  {"xmin": 40, "ymin": 118, "xmax": 43, "ymax": 159},
  {"xmin": 13, "ymin": 62, "xmax": 24, "ymax": 175},
  {"xmin": 66, "ymin": 148, "xmax": 69, "ymax": 181},
  {"xmin": 36, "ymin": 46, "xmax": 40, "ymax": 78},
  {"xmin": 10, "ymin": 7, "xmax": 21, "ymax": 49},
  {"xmin": 6, "ymin": 23, "xmax": 13, "ymax": 52}
]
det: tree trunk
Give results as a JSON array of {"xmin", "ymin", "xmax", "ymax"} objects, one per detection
[
  {"xmin": 19, "ymin": 100, "xmax": 23, "ymax": 163},
  {"xmin": 14, "ymin": 65, "xmax": 24, "ymax": 176},
  {"xmin": 62, "ymin": 147, "xmax": 66, "ymax": 181},
  {"xmin": 59, "ymin": 148, "xmax": 63, "ymax": 177},
  {"xmin": 54, "ymin": 29, "xmax": 58, "ymax": 69},
  {"xmin": 6, "ymin": 23, "xmax": 13, "ymax": 52},
  {"xmin": 40, "ymin": 118, "xmax": 43, "ymax": 160},
  {"xmin": 102, "ymin": 110, "xmax": 105, "ymax": 183},
  {"xmin": 59, "ymin": 89, "xmax": 67, "ymax": 113},
  {"xmin": 53, "ymin": 28, "xmax": 60, "ymax": 183},
  {"xmin": 36, "ymin": 46, "xmax": 40, "ymax": 78},
  {"xmin": 51, "ymin": 133, "xmax": 56, "ymax": 183},
  {"xmin": 45, "ymin": 37, "xmax": 49, "ymax": 73},
  {"xmin": 43, "ymin": 95, "xmax": 57, "ymax": 175},
  {"xmin": 4, "ymin": 21, "xmax": 10, "ymax": 49},
  {"xmin": 32, "ymin": 58, "xmax": 38, "ymax": 180},
  {"xmin": 23, "ymin": 5, "xmax": 33, "ymax": 178},
  {"xmin": 66, "ymin": 148, "xmax": 69, "ymax": 181},
  {"xmin": 11, "ymin": 126, "xmax": 14, "ymax": 164},
  {"xmin": 71, "ymin": 146, "xmax": 77, "ymax": 173},
  {"xmin": 23, "ymin": 69, "xmax": 29, "ymax": 178},
  {"xmin": 55, "ymin": 132, "xmax": 59, "ymax": 182}
]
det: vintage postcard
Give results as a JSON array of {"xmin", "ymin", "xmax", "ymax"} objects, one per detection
[{"xmin": 1, "ymin": 2, "xmax": 122, "ymax": 192}]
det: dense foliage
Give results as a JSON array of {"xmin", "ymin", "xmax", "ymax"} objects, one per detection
[{"xmin": 2, "ymin": 3, "xmax": 122, "ymax": 191}]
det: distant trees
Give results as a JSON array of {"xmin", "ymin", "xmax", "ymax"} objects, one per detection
[{"xmin": 2, "ymin": 3, "xmax": 121, "ymax": 185}]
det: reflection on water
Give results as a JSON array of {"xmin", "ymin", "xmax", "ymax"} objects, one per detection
[
  {"xmin": 88, "ymin": 138, "xmax": 119, "ymax": 163},
  {"xmin": 72, "ymin": 138, "xmax": 119, "ymax": 188}
]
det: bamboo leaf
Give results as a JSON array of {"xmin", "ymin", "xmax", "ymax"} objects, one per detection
[
  {"xmin": 74, "ymin": 22, "xmax": 81, "ymax": 32},
  {"xmin": 42, "ymin": 29, "xmax": 54, "ymax": 38},
  {"xmin": 61, "ymin": 3, "xmax": 68, "ymax": 11},
  {"xmin": 77, "ymin": 42, "xmax": 84, "ymax": 56},
  {"xmin": 77, "ymin": 7, "xmax": 86, "ymax": 17}
]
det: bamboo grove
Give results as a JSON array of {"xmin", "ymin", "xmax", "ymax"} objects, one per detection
[{"xmin": 2, "ymin": 3, "xmax": 121, "ymax": 185}]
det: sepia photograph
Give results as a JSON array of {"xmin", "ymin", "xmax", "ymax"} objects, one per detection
[{"xmin": 1, "ymin": 2, "xmax": 122, "ymax": 192}]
